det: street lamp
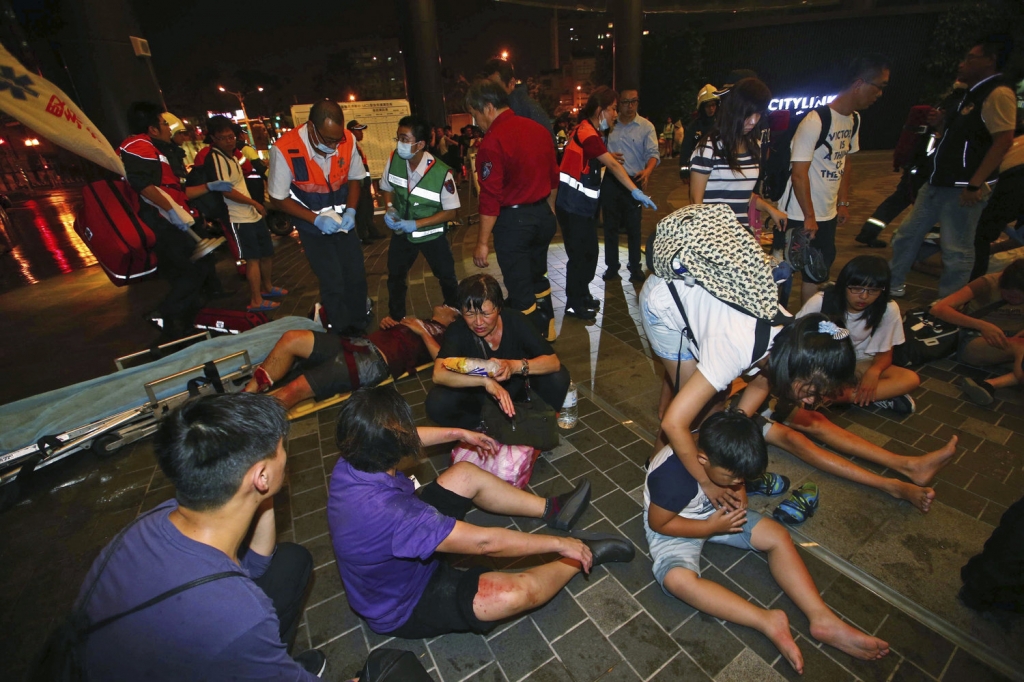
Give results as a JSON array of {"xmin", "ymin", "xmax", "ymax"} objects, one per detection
[
  {"xmin": 500, "ymin": 50, "xmax": 509, "ymax": 60},
  {"xmin": 217, "ymin": 86, "xmax": 263, "ymax": 146},
  {"xmin": 349, "ymin": 94, "xmax": 356, "ymax": 101}
]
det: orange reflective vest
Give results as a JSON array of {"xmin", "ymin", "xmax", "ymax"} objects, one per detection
[
  {"xmin": 274, "ymin": 125, "xmax": 355, "ymax": 234},
  {"xmin": 556, "ymin": 119, "xmax": 603, "ymax": 217}
]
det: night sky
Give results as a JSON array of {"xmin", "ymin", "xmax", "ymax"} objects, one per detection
[{"xmin": 132, "ymin": 0, "xmax": 565, "ymax": 111}]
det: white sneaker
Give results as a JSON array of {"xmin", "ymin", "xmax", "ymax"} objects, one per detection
[{"xmin": 890, "ymin": 284, "xmax": 906, "ymax": 297}]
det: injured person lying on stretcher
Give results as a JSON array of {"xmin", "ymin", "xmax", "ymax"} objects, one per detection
[{"xmin": 245, "ymin": 306, "xmax": 460, "ymax": 409}]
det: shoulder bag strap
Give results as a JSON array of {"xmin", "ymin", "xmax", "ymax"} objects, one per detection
[
  {"xmin": 82, "ymin": 571, "xmax": 246, "ymax": 636},
  {"xmin": 666, "ymin": 281, "xmax": 699, "ymax": 389}
]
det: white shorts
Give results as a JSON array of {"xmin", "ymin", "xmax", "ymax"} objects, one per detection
[{"xmin": 640, "ymin": 276, "xmax": 696, "ymax": 362}]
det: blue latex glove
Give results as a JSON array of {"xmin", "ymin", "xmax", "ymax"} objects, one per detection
[
  {"xmin": 314, "ymin": 210, "xmax": 343, "ymax": 235},
  {"xmin": 339, "ymin": 207, "xmax": 357, "ymax": 233},
  {"xmin": 166, "ymin": 209, "xmax": 191, "ymax": 232},
  {"xmin": 631, "ymin": 188, "xmax": 657, "ymax": 210},
  {"xmin": 207, "ymin": 180, "xmax": 233, "ymax": 192},
  {"xmin": 396, "ymin": 218, "xmax": 417, "ymax": 234},
  {"xmin": 385, "ymin": 206, "xmax": 400, "ymax": 223}
]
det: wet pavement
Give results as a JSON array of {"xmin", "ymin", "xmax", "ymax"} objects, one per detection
[{"xmin": 0, "ymin": 153, "xmax": 1021, "ymax": 681}]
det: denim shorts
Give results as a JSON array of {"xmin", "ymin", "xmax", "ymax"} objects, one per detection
[
  {"xmin": 640, "ymin": 276, "xmax": 696, "ymax": 362},
  {"xmin": 645, "ymin": 509, "xmax": 765, "ymax": 592}
]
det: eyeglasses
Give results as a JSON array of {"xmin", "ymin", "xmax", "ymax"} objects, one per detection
[
  {"xmin": 310, "ymin": 122, "xmax": 342, "ymax": 148},
  {"xmin": 393, "ymin": 137, "xmax": 418, "ymax": 144},
  {"xmin": 462, "ymin": 307, "xmax": 498, "ymax": 320},
  {"xmin": 619, "ymin": 98, "xmax": 638, "ymax": 106},
  {"xmin": 848, "ymin": 286, "xmax": 884, "ymax": 296},
  {"xmin": 865, "ymin": 81, "xmax": 888, "ymax": 92}
]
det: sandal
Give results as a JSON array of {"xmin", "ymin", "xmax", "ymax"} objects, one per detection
[
  {"xmin": 261, "ymin": 287, "xmax": 289, "ymax": 299},
  {"xmin": 772, "ymin": 482, "xmax": 819, "ymax": 525},
  {"xmin": 746, "ymin": 472, "xmax": 790, "ymax": 497},
  {"xmin": 247, "ymin": 301, "xmax": 281, "ymax": 313}
]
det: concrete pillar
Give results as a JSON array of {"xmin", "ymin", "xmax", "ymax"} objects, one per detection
[
  {"xmin": 611, "ymin": 0, "xmax": 643, "ymax": 93},
  {"xmin": 401, "ymin": 0, "xmax": 447, "ymax": 127},
  {"xmin": 50, "ymin": 0, "xmax": 162, "ymax": 146}
]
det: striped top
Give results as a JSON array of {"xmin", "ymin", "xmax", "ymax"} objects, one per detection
[{"xmin": 690, "ymin": 138, "xmax": 759, "ymax": 228}]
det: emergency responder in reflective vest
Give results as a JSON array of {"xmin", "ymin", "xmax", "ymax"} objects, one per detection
[
  {"xmin": 268, "ymin": 99, "xmax": 369, "ymax": 335},
  {"xmin": 555, "ymin": 86, "xmax": 656, "ymax": 321},
  {"xmin": 379, "ymin": 115, "xmax": 460, "ymax": 326}
]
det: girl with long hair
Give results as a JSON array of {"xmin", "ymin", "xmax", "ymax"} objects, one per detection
[
  {"xmin": 689, "ymin": 78, "xmax": 787, "ymax": 233},
  {"xmin": 797, "ymin": 255, "xmax": 920, "ymax": 412}
]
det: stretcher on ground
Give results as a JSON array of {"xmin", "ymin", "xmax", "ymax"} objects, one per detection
[
  {"xmin": 284, "ymin": 360, "xmax": 435, "ymax": 421},
  {"xmin": 0, "ymin": 317, "xmax": 321, "ymax": 511}
]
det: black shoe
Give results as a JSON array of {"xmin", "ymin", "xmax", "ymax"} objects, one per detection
[
  {"xmin": 628, "ymin": 270, "xmax": 646, "ymax": 284},
  {"xmin": 294, "ymin": 650, "xmax": 327, "ymax": 678},
  {"xmin": 602, "ymin": 269, "xmax": 622, "ymax": 281},
  {"xmin": 584, "ymin": 296, "xmax": 601, "ymax": 312},
  {"xmin": 546, "ymin": 479, "xmax": 592, "ymax": 531},
  {"xmin": 564, "ymin": 304, "xmax": 597, "ymax": 321},
  {"xmin": 855, "ymin": 234, "xmax": 887, "ymax": 248},
  {"xmin": 572, "ymin": 532, "xmax": 636, "ymax": 567}
]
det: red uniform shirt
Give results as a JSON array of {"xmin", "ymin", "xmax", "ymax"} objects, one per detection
[{"xmin": 476, "ymin": 109, "xmax": 558, "ymax": 217}]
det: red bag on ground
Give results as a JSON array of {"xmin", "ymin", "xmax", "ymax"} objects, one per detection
[
  {"xmin": 451, "ymin": 443, "xmax": 541, "ymax": 489},
  {"xmin": 75, "ymin": 179, "xmax": 157, "ymax": 286},
  {"xmin": 193, "ymin": 308, "xmax": 268, "ymax": 335}
]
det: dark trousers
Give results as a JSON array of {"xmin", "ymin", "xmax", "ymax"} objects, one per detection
[
  {"xmin": 971, "ymin": 167, "xmax": 1024, "ymax": 280},
  {"xmin": 387, "ymin": 233, "xmax": 459, "ymax": 319},
  {"xmin": 355, "ymin": 178, "xmax": 378, "ymax": 240},
  {"xmin": 556, "ymin": 207, "xmax": 599, "ymax": 306},
  {"xmin": 600, "ymin": 174, "xmax": 642, "ymax": 274},
  {"xmin": 150, "ymin": 220, "xmax": 216, "ymax": 328},
  {"xmin": 425, "ymin": 366, "xmax": 572, "ymax": 430},
  {"xmin": 492, "ymin": 203, "xmax": 557, "ymax": 312},
  {"xmin": 856, "ymin": 167, "xmax": 927, "ymax": 241},
  {"xmin": 298, "ymin": 227, "xmax": 369, "ymax": 334},
  {"xmin": 251, "ymin": 542, "xmax": 313, "ymax": 650}
]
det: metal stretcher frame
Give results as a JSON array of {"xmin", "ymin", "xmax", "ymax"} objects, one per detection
[{"xmin": 0, "ymin": 334, "xmax": 255, "ymax": 510}]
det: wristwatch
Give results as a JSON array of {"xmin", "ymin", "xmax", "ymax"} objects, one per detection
[
  {"xmin": 837, "ymin": 201, "xmax": 851, "ymax": 207},
  {"xmin": 521, "ymin": 359, "xmax": 529, "ymax": 377}
]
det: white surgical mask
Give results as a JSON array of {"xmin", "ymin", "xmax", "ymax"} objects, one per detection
[
  {"xmin": 599, "ymin": 116, "xmax": 610, "ymax": 132},
  {"xmin": 396, "ymin": 141, "xmax": 417, "ymax": 160},
  {"xmin": 309, "ymin": 124, "xmax": 336, "ymax": 154}
]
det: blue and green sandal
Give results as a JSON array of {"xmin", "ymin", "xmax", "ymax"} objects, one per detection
[
  {"xmin": 745, "ymin": 472, "xmax": 790, "ymax": 497},
  {"xmin": 772, "ymin": 482, "xmax": 820, "ymax": 525}
]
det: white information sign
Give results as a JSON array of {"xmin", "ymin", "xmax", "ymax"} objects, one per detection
[{"xmin": 290, "ymin": 99, "xmax": 411, "ymax": 179}]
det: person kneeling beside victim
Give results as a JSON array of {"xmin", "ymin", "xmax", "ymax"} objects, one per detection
[
  {"xmin": 244, "ymin": 305, "xmax": 459, "ymax": 408},
  {"xmin": 327, "ymin": 386, "xmax": 635, "ymax": 638}
]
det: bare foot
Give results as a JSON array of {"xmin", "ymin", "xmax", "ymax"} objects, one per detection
[
  {"xmin": 810, "ymin": 615, "xmax": 890, "ymax": 661},
  {"xmin": 761, "ymin": 609, "xmax": 804, "ymax": 674},
  {"xmin": 888, "ymin": 480, "xmax": 936, "ymax": 512},
  {"xmin": 902, "ymin": 436, "xmax": 957, "ymax": 487}
]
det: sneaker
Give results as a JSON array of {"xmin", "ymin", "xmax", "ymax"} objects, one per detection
[
  {"xmin": 564, "ymin": 304, "xmax": 597, "ymax": 321},
  {"xmin": 584, "ymin": 296, "xmax": 601, "ymax": 312},
  {"xmin": 785, "ymin": 228, "xmax": 810, "ymax": 269},
  {"xmin": 890, "ymin": 284, "xmax": 906, "ymax": 297},
  {"xmin": 746, "ymin": 472, "xmax": 791, "ymax": 497},
  {"xmin": 960, "ymin": 377, "xmax": 995, "ymax": 406},
  {"xmin": 294, "ymin": 650, "xmax": 327, "ymax": 678},
  {"xmin": 872, "ymin": 394, "xmax": 916, "ymax": 415}
]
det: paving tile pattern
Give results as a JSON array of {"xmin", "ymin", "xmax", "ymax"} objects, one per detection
[{"xmin": 1, "ymin": 153, "xmax": 1022, "ymax": 681}]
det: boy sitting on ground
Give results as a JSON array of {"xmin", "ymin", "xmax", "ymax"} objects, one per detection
[{"xmin": 644, "ymin": 410, "xmax": 889, "ymax": 675}]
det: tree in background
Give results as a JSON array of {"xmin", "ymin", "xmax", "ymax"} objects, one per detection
[{"xmin": 921, "ymin": 0, "xmax": 1023, "ymax": 104}]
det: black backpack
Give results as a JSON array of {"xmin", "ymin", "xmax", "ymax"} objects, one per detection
[
  {"xmin": 30, "ymin": 511, "xmax": 244, "ymax": 681},
  {"xmin": 759, "ymin": 106, "xmax": 860, "ymax": 202}
]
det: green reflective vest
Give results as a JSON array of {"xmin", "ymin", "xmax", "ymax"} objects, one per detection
[{"xmin": 387, "ymin": 151, "xmax": 452, "ymax": 244}]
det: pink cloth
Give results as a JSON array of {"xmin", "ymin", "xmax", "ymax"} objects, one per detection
[{"xmin": 451, "ymin": 442, "xmax": 540, "ymax": 489}]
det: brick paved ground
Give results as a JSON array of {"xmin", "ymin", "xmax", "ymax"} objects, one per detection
[{"xmin": 1, "ymin": 152, "xmax": 1021, "ymax": 680}]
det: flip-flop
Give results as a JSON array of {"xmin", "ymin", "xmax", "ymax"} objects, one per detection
[
  {"xmin": 772, "ymin": 482, "xmax": 819, "ymax": 525},
  {"xmin": 261, "ymin": 287, "xmax": 289, "ymax": 298},
  {"xmin": 247, "ymin": 301, "xmax": 280, "ymax": 313}
]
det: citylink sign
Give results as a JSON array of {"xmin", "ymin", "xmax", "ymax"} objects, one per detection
[{"xmin": 768, "ymin": 94, "xmax": 837, "ymax": 112}]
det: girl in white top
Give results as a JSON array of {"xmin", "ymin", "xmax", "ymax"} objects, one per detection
[{"xmin": 797, "ymin": 256, "xmax": 920, "ymax": 413}]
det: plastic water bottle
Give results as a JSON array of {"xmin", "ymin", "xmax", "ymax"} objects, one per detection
[{"xmin": 558, "ymin": 381, "xmax": 578, "ymax": 429}]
